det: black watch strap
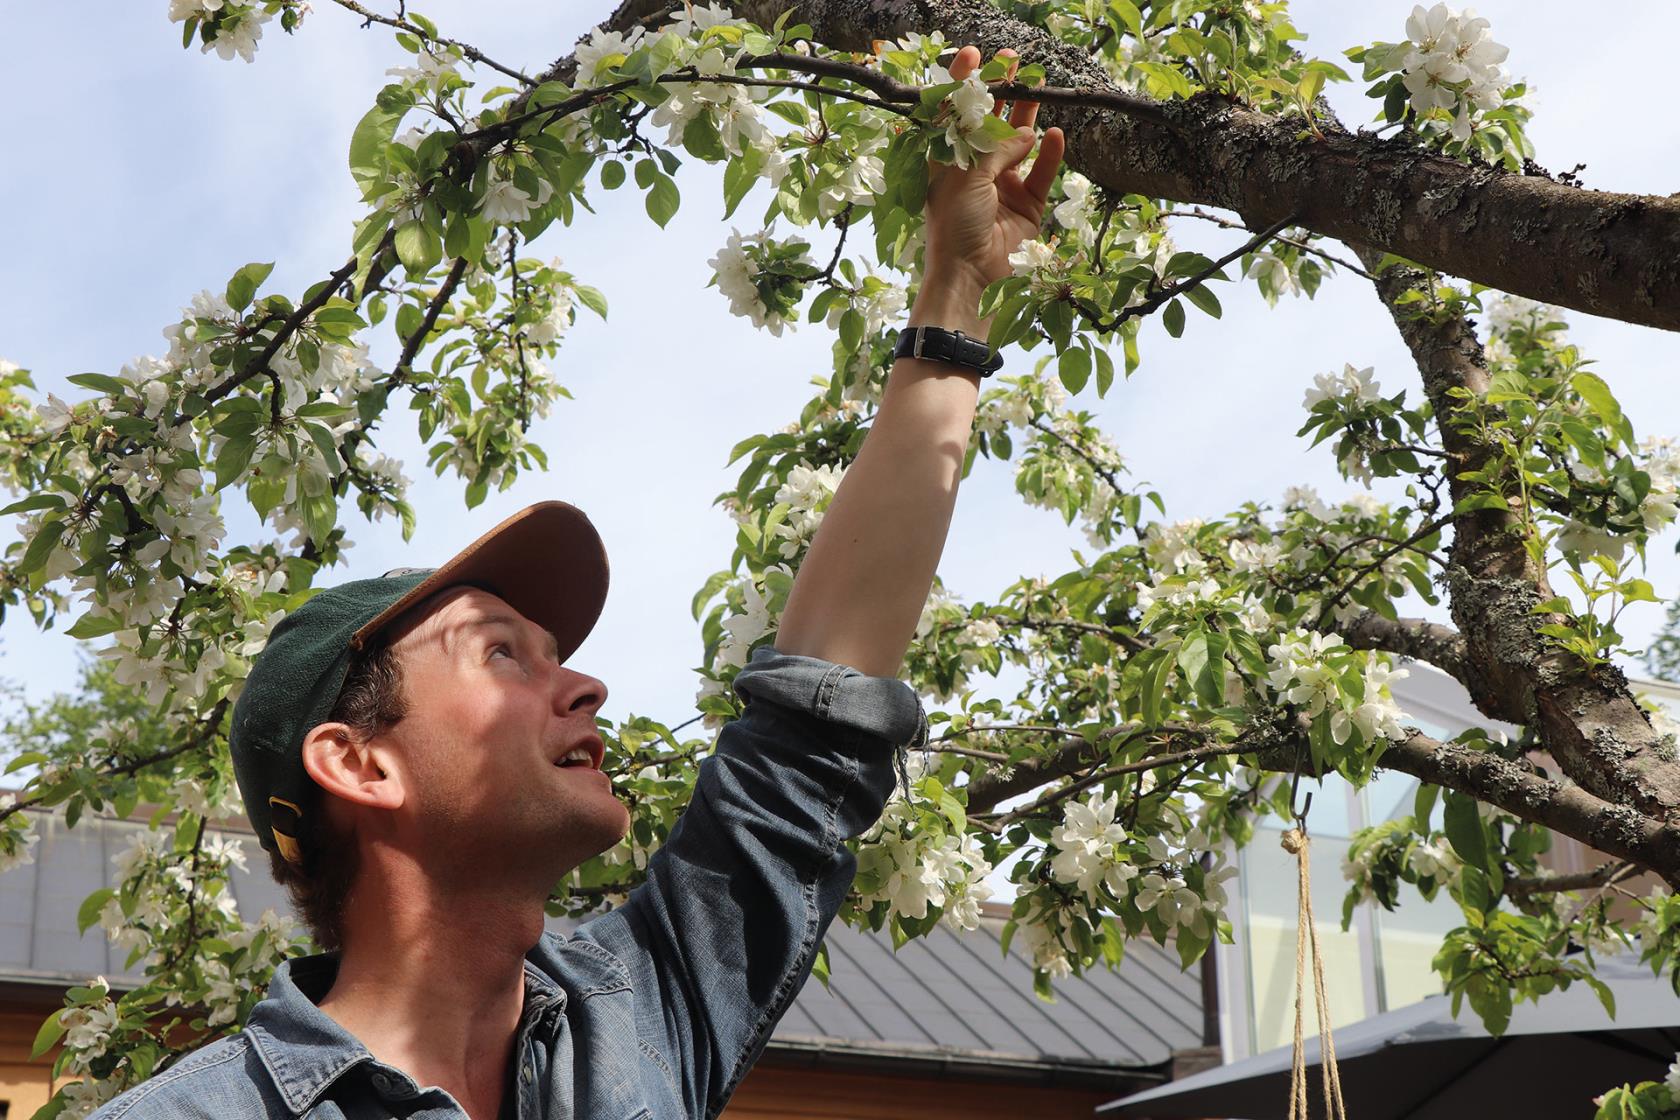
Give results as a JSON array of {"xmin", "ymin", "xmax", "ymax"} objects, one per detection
[{"xmin": 893, "ymin": 325, "xmax": 1003, "ymax": 377}]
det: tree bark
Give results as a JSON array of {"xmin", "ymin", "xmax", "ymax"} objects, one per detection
[
  {"xmin": 1352, "ymin": 241, "xmax": 1680, "ymax": 827},
  {"xmin": 721, "ymin": 0, "xmax": 1680, "ymax": 333}
]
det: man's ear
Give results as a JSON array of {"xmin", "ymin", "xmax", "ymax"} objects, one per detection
[{"xmin": 300, "ymin": 722, "xmax": 405, "ymax": 812}]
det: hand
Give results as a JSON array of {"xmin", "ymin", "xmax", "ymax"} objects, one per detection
[{"xmin": 921, "ymin": 45, "xmax": 1066, "ymax": 297}]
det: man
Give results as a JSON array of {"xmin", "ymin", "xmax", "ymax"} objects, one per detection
[{"xmin": 91, "ymin": 43, "xmax": 1065, "ymax": 1120}]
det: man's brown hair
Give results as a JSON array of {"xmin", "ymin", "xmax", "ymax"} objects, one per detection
[{"xmin": 266, "ymin": 637, "xmax": 408, "ymax": 952}]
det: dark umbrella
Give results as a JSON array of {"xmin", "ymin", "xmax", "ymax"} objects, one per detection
[{"xmin": 1100, "ymin": 953, "xmax": 1680, "ymax": 1119}]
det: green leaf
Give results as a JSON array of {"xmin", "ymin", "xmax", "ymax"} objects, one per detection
[
  {"xmin": 1093, "ymin": 346, "xmax": 1115, "ymax": 396},
  {"xmin": 600, "ymin": 159, "xmax": 626, "ymax": 189},
  {"xmin": 65, "ymin": 613, "xmax": 123, "ymax": 640},
  {"xmin": 1183, "ymin": 282, "xmax": 1222, "ymax": 319},
  {"xmin": 572, "ymin": 284, "xmax": 608, "ymax": 320},
  {"xmin": 0, "ymin": 493, "xmax": 67, "ymax": 516},
  {"xmin": 1057, "ymin": 346, "xmax": 1091, "ymax": 394},
  {"xmin": 66, "ymin": 372, "xmax": 129, "ymax": 396},
  {"xmin": 1442, "ymin": 790, "xmax": 1489, "ymax": 872},
  {"xmin": 349, "ymin": 100, "xmax": 404, "ymax": 196},
  {"xmin": 225, "ymin": 261, "xmax": 275, "ymax": 313},
  {"xmin": 394, "ymin": 220, "xmax": 440, "ymax": 274},
  {"xmin": 19, "ymin": 518, "xmax": 66, "ymax": 577},
  {"xmin": 645, "ymin": 172, "xmax": 681, "ymax": 228},
  {"xmin": 1571, "ymin": 371, "xmax": 1622, "ymax": 430},
  {"xmin": 30, "ymin": 1009, "xmax": 67, "ymax": 1060},
  {"xmin": 1162, "ymin": 298, "xmax": 1185, "ymax": 338},
  {"xmin": 77, "ymin": 888, "xmax": 115, "ymax": 936}
]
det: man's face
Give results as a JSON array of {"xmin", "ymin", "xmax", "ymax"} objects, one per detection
[{"xmin": 368, "ymin": 585, "xmax": 628, "ymax": 886}]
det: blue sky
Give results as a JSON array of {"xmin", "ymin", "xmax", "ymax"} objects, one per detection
[{"xmin": 1, "ymin": 1, "xmax": 1675, "ymax": 733}]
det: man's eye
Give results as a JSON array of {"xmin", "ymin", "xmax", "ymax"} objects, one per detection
[{"xmin": 491, "ymin": 644, "xmax": 516, "ymax": 660}]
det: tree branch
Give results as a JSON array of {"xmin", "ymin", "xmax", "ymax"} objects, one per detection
[
  {"xmin": 1341, "ymin": 610, "xmax": 1470, "ymax": 686},
  {"xmin": 1506, "ymin": 860, "xmax": 1634, "ymax": 897},
  {"xmin": 734, "ymin": 0, "xmax": 1680, "ymax": 332},
  {"xmin": 1374, "ymin": 730, "xmax": 1680, "ymax": 889},
  {"xmin": 1351, "ymin": 238, "xmax": 1680, "ymax": 824}
]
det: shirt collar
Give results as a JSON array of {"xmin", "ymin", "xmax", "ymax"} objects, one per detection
[{"xmin": 245, "ymin": 951, "xmax": 567, "ymax": 1114}]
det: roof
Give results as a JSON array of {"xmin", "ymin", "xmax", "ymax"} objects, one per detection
[{"xmin": 0, "ymin": 803, "xmax": 1204, "ymax": 1086}]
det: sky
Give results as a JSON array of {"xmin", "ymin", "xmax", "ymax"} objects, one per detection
[{"xmin": 0, "ymin": 1, "xmax": 1676, "ymax": 738}]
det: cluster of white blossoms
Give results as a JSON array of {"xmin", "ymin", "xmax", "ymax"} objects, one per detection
[
  {"xmin": 167, "ymin": 0, "xmax": 290, "ymax": 64},
  {"xmin": 771, "ymin": 461, "xmax": 845, "ymax": 559},
  {"xmin": 1048, "ymin": 790, "xmax": 1138, "ymax": 904},
  {"xmin": 1244, "ymin": 248, "xmax": 1304, "ymax": 305},
  {"xmin": 1302, "ymin": 362, "xmax": 1381, "ymax": 412},
  {"xmin": 0, "ymin": 794, "xmax": 40, "ymax": 874},
  {"xmin": 1047, "ymin": 171, "xmax": 1150, "ymax": 254},
  {"xmin": 707, "ymin": 228, "xmax": 812, "ymax": 336},
  {"xmin": 1012, "ymin": 891, "xmax": 1079, "ymax": 978},
  {"xmin": 1006, "ymin": 236, "xmax": 1081, "ymax": 298},
  {"xmin": 1268, "ymin": 632, "xmax": 1411, "ymax": 746},
  {"xmin": 924, "ymin": 60, "xmax": 1003, "ymax": 170},
  {"xmin": 1302, "ymin": 363, "xmax": 1388, "ymax": 487},
  {"xmin": 1399, "ymin": 3, "xmax": 1511, "ymax": 140},
  {"xmin": 1554, "ymin": 436, "xmax": 1680, "ymax": 564},
  {"xmin": 1143, "ymin": 517, "xmax": 1207, "ymax": 573},
  {"xmin": 1227, "ymin": 536, "xmax": 1284, "ymax": 574},
  {"xmin": 713, "ymin": 566, "xmax": 789, "ymax": 670},
  {"xmin": 481, "ymin": 158, "xmax": 555, "ymax": 224},
  {"xmin": 1406, "ymin": 835, "xmax": 1459, "ymax": 882},
  {"xmin": 385, "ymin": 42, "xmax": 463, "ymax": 92},
  {"xmin": 856, "ymin": 763, "xmax": 995, "ymax": 931}
]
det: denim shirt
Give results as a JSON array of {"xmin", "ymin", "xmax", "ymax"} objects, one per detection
[{"xmin": 89, "ymin": 645, "xmax": 926, "ymax": 1120}]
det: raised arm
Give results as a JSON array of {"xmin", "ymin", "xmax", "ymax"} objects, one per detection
[{"xmin": 774, "ymin": 45, "xmax": 1067, "ymax": 678}]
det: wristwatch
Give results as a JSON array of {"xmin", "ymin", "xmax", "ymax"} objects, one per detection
[{"xmin": 893, "ymin": 325, "xmax": 1004, "ymax": 378}]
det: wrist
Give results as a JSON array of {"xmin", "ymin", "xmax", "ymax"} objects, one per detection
[{"xmin": 908, "ymin": 268, "xmax": 992, "ymax": 337}]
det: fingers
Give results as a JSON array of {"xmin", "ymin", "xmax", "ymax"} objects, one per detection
[
  {"xmin": 946, "ymin": 44, "xmax": 980, "ymax": 81},
  {"xmin": 992, "ymin": 49, "xmax": 1018, "ymax": 117},
  {"xmin": 1022, "ymin": 126, "xmax": 1065, "ymax": 204}
]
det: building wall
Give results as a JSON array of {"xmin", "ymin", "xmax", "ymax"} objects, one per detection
[
  {"xmin": 723, "ymin": 1065, "xmax": 1116, "ymax": 1119},
  {"xmin": 1, "ymin": 997, "xmax": 1126, "ymax": 1120},
  {"xmin": 2, "ymin": 992, "xmax": 65, "ymax": 1120}
]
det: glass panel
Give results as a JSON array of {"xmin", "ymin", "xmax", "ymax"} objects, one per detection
[
  {"xmin": 1240, "ymin": 827, "xmax": 1368, "ymax": 1053},
  {"xmin": 1372, "ymin": 887, "xmax": 1462, "ymax": 1008}
]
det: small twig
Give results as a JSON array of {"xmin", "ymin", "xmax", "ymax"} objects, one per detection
[
  {"xmin": 1071, "ymin": 216, "xmax": 1295, "ymax": 333},
  {"xmin": 328, "ymin": 0, "xmax": 532, "ymax": 85},
  {"xmin": 1160, "ymin": 205, "xmax": 1377, "ymax": 279}
]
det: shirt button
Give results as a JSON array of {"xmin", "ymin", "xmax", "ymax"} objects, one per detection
[
  {"xmin": 372, "ymin": 1072, "xmax": 393, "ymax": 1093},
  {"xmin": 521, "ymin": 1064, "xmax": 534, "ymax": 1084}
]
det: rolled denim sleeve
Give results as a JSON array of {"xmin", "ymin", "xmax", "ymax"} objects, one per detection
[{"xmin": 575, "ymin": 644, "xmax": 926, "ymax": 1119}]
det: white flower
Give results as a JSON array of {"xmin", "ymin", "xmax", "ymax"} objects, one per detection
[
  {"xmin": 1052, "ymin": 172, "xmax": 1096, "ymax": 238},
  {"xmin": 715, "ymin": 577, "xmax": 776, "ymax": 669},
  {"xmin": 481, "ymin": 163, "xmax": 553, "ymax": 224},
  {"xmin": 666, "ymin": 1, "xmax": 740, "ymax": 36},
  {"xmin": 1227, "ymin": 538, "xmax": 1282, "ymax": 573},
  {"xmin": 385, "ymin": 44, "xmax": 462, "ymax": 90},
  {"xmin": 575, "ymin": 26, "xmax": 646, "ymax": 86},
  {"xmin": 1664, "ymin": 1055, "xmax": 1680, "ymax": 1105},
  {"xmin": 1008, "ymin": 238, "xmax": 1060, "ymax": 279},
  {"xmin": 1281, "ymin": 484, "xmax": 1330, "ymax": 520},
  {"xmin": 930, "ymin": 67, "xmax": 1002, "ymax": 169},
  {"xmin": 1555, "ymin": 519, "xmax": 1627, "ymax": 565},
  {"xmin": 1245, "ymin": 249, "xmax": 1302, "ymax": 305},
  {"xmin": 1302, "ymin": 363, "xmax": 1381, "ymax": 410},
  {"xmin": 202, "ymin": 6, "xmax": 269, "ymax": 63},
  {"xmin": 1407, "ymin": 837, "xmax": 1458, "ymax": 881}
]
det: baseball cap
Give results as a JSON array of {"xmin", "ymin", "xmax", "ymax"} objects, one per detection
[{"xmin": 229, "ymin": 500, "xmax": 609, "ymax": 864}]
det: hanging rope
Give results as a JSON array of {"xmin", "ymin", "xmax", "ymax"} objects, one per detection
[{"xmin": 1281, "ymin": 822, "xmax": 1349, "ymax": 1120}]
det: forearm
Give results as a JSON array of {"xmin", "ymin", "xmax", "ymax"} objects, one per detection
[{"xmin": 773, "ymin": 269, "xmax": 989, "ymax": 678}]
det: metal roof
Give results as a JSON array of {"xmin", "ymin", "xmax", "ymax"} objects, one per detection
[{"xmin": 0, "ymin": 802, "xmax": 1203, "ymax": 1081}]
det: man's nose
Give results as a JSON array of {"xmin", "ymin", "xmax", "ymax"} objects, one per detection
[{"xmin": 554, "ymin": 666, "xmax": 608, "ymax": 718}]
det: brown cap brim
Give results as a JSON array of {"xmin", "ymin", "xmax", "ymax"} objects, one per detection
[{"xmin": 349, "ymin": 500, "xmax": 609, "ymax": 663}]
